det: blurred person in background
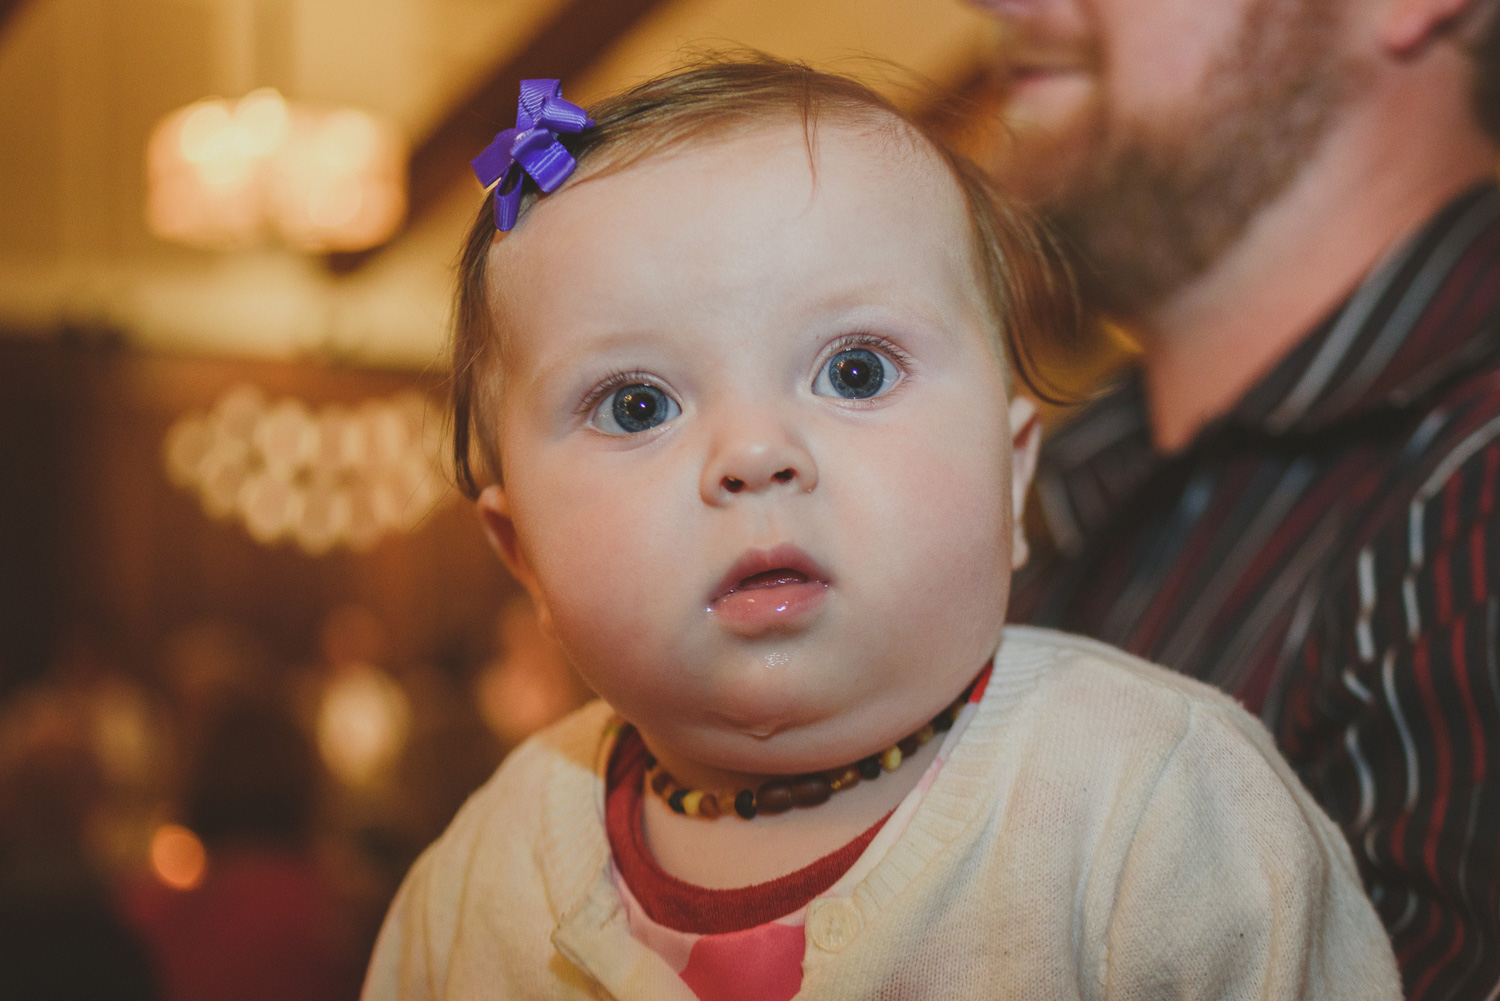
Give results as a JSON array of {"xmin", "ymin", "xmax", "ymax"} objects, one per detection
[
  {"xmin": 0, "ymin": 683, "xmax": 157, "ymax": 1001},
  {"xmin": 978, "ymin": 0, "xmax": 1500, "ymax": 996},
  {"xmin": 156, "ymin": 621, "xmax": 271, "ymax": 778},
  {"xmin": 124, "ymin": 697, "xmax": 360, "ymax": 1001}
]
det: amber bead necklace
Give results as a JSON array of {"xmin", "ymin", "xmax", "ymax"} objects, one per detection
[{"xmin": 642, "ymin": 677, "xmax": 980, "ymax": 820}]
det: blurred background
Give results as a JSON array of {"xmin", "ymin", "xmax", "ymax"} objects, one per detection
[{"xmin": 0, "ymin": 1, "xmax": 1088, "ymax": 998}]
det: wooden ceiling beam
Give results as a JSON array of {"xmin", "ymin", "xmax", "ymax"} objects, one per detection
[{"xmin": 327, "ymin": 0, "xmax": 672, "ymax": 273}]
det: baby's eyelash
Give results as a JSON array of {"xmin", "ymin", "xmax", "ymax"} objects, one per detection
[
  {"xmin": 825, "ymin": 332, "xmax": 912, "ymax": 368},
  {"xmin": 576, "ymin": 369, "xmax": 660, "ymax": 417}
]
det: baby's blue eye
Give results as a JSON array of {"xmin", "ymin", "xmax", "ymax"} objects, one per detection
[
  {"xmin": 815, "ymin": 348, "xmax": 890, "ymax": 400},
  {"xmin": 595, "ymin": 383, "xmax": 680, "ymax": 434}
]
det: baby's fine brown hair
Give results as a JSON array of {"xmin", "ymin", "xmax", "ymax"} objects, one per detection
[{"xmin": 450, "ymin": 55, "xmax": 1079, "ymax": 498}]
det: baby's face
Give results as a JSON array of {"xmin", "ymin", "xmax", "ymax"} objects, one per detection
[{"xmin": 479, "ymin": 118, "xmax": 1036, "ymax": 774}]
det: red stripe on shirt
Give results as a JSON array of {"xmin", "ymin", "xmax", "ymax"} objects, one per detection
[
  {"xmin": 1453, "ymin": 616, "xmax": 1487, "ymax": 785},
  {"xmin": 1413, "ymin": 639, "xmax": 1454, "ymax": 890}
]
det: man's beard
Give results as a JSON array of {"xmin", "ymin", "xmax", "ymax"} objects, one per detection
[{"xmin": 1040, "ymin": 0, "xmax": 1354, "ymax": 320}]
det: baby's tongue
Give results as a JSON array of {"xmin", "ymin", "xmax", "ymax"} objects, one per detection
[{"xmin": 737, "ymin": 569, "xmax": 809, "ymax": 591}]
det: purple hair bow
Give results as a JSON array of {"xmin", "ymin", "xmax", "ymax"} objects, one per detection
[{"xmin": 471, "ymin": 79, "xmax": 594, "ymax": 232}]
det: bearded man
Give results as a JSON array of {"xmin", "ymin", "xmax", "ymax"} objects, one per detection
[{"xmin": 985, "ymin": 0, "xmax": 1500, "ymax": 997}]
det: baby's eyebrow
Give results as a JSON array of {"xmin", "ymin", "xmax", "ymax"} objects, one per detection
[
  {"xmin": 797, "ymin": 293, "xmax": 955, "ymax": 336},
  {"xmin": 524, "ymin": 328, "xmax": 670, "ymax": 386}
]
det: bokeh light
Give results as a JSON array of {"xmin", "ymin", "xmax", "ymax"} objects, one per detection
[
  {"xmin": 475, "ymin": 598, "xmax": 586, "ymax": 745},
  {"xmin": 316, "ymin": 663, "xmax": 411, "ymax": 787},
  {"xmin": 146, "ymin": 89, "xmax": 405, "ymax": 252},
  {"xmin": 150, "ymin": 823, "xmax": 207, "ymax": 891}
]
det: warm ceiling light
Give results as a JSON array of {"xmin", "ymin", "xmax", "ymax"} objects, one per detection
[{"xmin": 146, "ymin": 89, "xmax": 406, "ymax": 253}]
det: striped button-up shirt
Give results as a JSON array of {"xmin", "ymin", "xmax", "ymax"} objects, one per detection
[{"xmin": 1016, "ymin": 183, "xmax": 1500, "ymax": 1000}]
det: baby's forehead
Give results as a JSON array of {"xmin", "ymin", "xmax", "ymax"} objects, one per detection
[
  {"xmin": 485, "ymin": 114, "xmax": 981, "ymax": 328},
  {"xmin": 575, "ymin": 112, "xmax": 962, "ymax": 219}
]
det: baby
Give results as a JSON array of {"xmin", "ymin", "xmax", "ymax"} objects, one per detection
[{"xmin": 364, "ymin": 59, "xmax": 1399, "ymax": 1000}]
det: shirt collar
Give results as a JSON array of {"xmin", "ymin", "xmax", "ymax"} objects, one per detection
[
  {"xmin": 1052, "ymin": 180, "xmax": 1500, "ymax": 463},
  {"xmin": 1030, "ymin": 182, "xmax": 1500, "ymax": 555},
  {"xmin": 1228, "ymin": 181, "xmax": 1500, "ymax": 434}
]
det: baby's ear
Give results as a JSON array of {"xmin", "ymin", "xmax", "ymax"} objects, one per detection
[
  {"xmin": 476, "ymin": 485, "xmax": 557, "ymax": 636},
  {"xmin": 1008, "ymin": 396, "xmax": 1042, "ymax": 571}
]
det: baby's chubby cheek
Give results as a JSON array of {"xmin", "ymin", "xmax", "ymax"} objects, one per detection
[
  {"xmin": 840, "ymin": 430, "xmax": 1014, "ymax": 650},
  {"xmin": 520, "ymin": 491, "xmax": 682, "ymax": 624},
  {"xmin": 506, "ymin": 460, "xmax": 711, "ymax": 678}
]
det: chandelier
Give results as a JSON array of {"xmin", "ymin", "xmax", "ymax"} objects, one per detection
[
  {"xmin": 164, "ymin": 385, "xmax": 451, "ymax": 554},
  {"xmin": 146, "ymin": 88, "xmax": 405, "ymax": 253}
]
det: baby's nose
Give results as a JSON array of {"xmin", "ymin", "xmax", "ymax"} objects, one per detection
[
  {"xmin": 721, "ymin": 466, "xmax": 797, "ymax": 494},
  {"xmin": 701, "ymin": 430, "xmax": 818, "ymax": 505}
]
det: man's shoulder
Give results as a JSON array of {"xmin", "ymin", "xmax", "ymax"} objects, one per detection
[
  {"xmin": 1414, "ymin": 344, "xmax": 1500, "ymax": 432},
  {"xmin": 1355, "ymin": 354, "xmax": 1500, "ymax": 546}
]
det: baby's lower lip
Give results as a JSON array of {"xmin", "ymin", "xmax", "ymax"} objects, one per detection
[{"xmin": 710, "ymin": 573, "xmax": 828, "ymax": 634}]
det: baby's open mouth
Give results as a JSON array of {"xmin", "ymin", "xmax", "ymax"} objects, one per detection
[
  {"xmin": 710, "ymin": 543, "xmax": 830, "ymax": 603},
  {"xmin": 709, "ymin": 545, "xmax": 830, "ymax": 634},
  {"xmin": 730, "ymin": 569, "xmax": 811, "ymax": 592}
]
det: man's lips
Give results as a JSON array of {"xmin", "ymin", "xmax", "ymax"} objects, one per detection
[
  {"xmin": 709, "ymin": 544, "xmax": 830, "ymax": 633},
  {"xmin": 999, "ymin": 54, "xmax": 1095, "ymax": 131},
  {"xmin": 999, "ymin": 34, "xmax": 1096, "ymax": 81},
  {"xmin": 1005, "ymin": 56, "xmax": 1090, "ymax": 87},
  {"xmin": 1010, "ymin": 64, "xmax": 1078, "ymax": 82}
]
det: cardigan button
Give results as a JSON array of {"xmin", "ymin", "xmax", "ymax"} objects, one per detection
[{"xmin": 807, "ymin": 898, "xmax": 862, "ymax": 952}]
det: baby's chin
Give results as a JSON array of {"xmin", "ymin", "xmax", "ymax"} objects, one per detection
[
  {"xmin": 665, "ymin": 721, "xmax": 872, "ymax": 779},
  {"xmin": 647, "ymin": 688, "xmax": 934, "ymax": 778}
]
